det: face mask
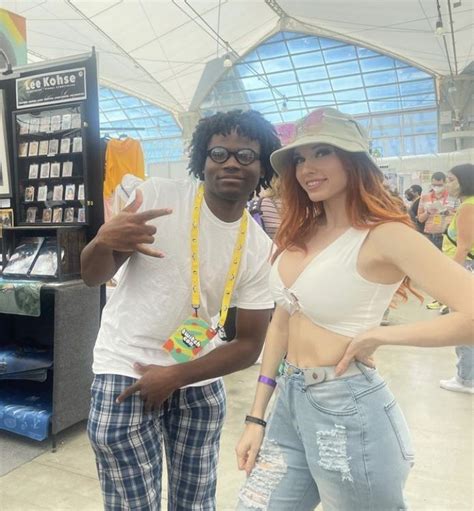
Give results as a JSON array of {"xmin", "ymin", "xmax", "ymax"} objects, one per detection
[
  {"xmin": 447, "ymin": 180, "xmax": 461, "ymax": 197},
  {"xmin": 432, "ymin": 185, "xmax": 445, "ymax": 193}
]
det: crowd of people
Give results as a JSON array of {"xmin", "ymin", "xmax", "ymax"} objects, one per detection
[{"xmin": 81, "ymin": 107, "xmax": 473, "ymax": 511}]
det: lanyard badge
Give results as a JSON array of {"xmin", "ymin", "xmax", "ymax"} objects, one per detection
[{"xmin": 163, "ymin": 185, "xmax": 248, "ymax": 362}]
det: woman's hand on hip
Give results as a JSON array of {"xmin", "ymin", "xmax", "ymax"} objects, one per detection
[{"xmin": 335, "ymin": 328, "xmax": 381, "ymax": 376}]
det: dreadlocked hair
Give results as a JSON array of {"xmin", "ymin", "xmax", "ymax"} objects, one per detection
[
  {"xmin": 188, "ymin": 110, "xmax": 282, "ymax": 194},
  {"xmin": 274, "ymin": 148, "xmax": 422, "ymax": 304}
]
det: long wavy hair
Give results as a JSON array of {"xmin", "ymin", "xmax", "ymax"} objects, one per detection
[{"xmin": 274, "ymin": 147, "xmax": 420, "ymax": 302}]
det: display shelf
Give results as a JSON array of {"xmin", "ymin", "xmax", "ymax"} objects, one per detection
[{"xmin": 12, "ymin": 102, "xmax": 89, "ymax": 227}]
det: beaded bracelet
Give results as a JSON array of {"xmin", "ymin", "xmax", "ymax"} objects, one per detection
[
  {"xmin": 245, "ymin": 415, "xmax": 267, "ymax": 428},
  {"xmin": 258, "ymin": 375, "xmax": 277, "ymax": 388}
]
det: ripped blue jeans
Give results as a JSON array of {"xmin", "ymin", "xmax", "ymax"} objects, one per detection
[{"xmin": 237, "ymin": 362, "xmax": 414, "ymax": 511}]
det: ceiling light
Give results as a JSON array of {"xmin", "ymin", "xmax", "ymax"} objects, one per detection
[
  {"xmin": 223, "ymin": 55, "xmax": 233, "ymax": 68},
  {"xmin": 281, "ymin": 98, "xmax": 288, "ymax": 112},
  {"xmin": 435, "ymin": 20, "xmax": 447, "ymax": 35}
]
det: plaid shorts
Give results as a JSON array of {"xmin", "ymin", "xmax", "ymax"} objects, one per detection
[{"xmin": 87, "ymin": 374, "xmax": 226, "ymax": 511}]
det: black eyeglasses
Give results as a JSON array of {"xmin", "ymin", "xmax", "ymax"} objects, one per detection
[{"xmin": 207, "ymin": 146, "xmax": 260, "ymax": 166}]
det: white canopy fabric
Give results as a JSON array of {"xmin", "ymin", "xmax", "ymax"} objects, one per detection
[{"xmin": 2, "ymin": 0, "xmax": 473, "ymax": 114}]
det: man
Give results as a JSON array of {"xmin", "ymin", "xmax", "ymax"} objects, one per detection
[
  {"xmin": 404, "ymin": 184, "xmax": 424, "ymax": 232},
  {"xmin": 81, "ymin": 110, "xmax": 281, "ymax": 510},
  {"xmin": 418, "ymin": 172, "xmax": 456, "ymax": 250},
  {"xmin": 418, "ymin": 172, "xmax": 457, "ymax": 310}
]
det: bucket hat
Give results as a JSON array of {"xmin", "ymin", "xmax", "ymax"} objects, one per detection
[{"xmin": 270, "ymin": 107, "xmax": 371, "ymax": 175}]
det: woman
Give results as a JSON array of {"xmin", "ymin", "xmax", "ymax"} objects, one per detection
[
  {"xmin": 235, "ymin": 108, "xmax": 473, "ymax": 511},
  {"xmin": 439, "ymin": 163, "xmax": 474, "ymax": 393}
]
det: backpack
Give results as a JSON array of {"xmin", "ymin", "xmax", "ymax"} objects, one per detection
[{"xmin": 248, "ymin": 197, "xmax": 266, "ymax": 232}]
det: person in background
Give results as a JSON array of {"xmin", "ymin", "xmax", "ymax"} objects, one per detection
[
  {"xmin": 81, "ymin": 109, "xmax": 281, "ymax": 511},
  {"xmin": 439, "ymin": 163, "xmax": 474, "ymax": 394},
  {"xmin": 418, "ymin": 172, "xmax": 454, "ymax": 249},
  {"xmin": 235, "ymin": 107, "xmax": 473, "ymax": 511},
  {"xmin": 405, "ymin": 184, "xmax": 424, "ymax": 233},
  {"xmin": 259, "ymin": 176, "xmax": 282, "ymax": 240},
  {"xmin": 418, "ymin": 172, "xmax": 458, "ymax": 310}
]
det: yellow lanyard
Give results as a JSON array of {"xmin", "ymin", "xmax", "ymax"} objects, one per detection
[{"xmin": 191, "ymin": 185, "xmax": 248, "ymax": 328}]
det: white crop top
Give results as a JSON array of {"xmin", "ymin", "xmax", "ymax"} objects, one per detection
[{"xmin": 269, "ymin": 227, "xmax": 404, "ymax": 337}]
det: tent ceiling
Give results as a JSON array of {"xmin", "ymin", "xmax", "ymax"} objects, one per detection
[{"xmin": 3, "ymin": 0, "xmax": 473, "ymax": 114}]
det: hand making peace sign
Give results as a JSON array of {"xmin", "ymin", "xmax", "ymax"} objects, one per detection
[{"xmin": 96, "ymin": 189, "xmax": 172, "ymax": 257}]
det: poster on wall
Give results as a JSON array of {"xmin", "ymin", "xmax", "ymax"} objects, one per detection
[
  {"xmin": 16, "ymin": 68, "xmax": 87, "ymax": 109},
  {"xmin": 0, "ymin": 8, "xmax": 27, "ymax": 67},
  {"xmin": 0, "ymin": 90, "xmax": 12, "ymax": 197}
]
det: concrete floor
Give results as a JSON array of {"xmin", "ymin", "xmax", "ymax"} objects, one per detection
[{"xmin": 0, "ymin": 298, "xmax": 472, "ymax": 510}]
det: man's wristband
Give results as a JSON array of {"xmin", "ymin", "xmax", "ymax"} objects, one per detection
[
  {"xmin": 245, "ymin": 415, "xmax": 267, "ymax": 428},
  {"xmin": 258, "ymin": 375, "xmax": 277, "ymax": 388}
]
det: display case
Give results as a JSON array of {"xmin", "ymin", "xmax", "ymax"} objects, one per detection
[
  {"xmin": 12, "ymin": 103, "xmax": 89, "ymax": 226},
  {"xmin": 1, "ymin": 226, "xmax": 86, "ymax": 281}
]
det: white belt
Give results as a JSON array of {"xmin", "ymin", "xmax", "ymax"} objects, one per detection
[{"xmin": 282, "ymin": 360, "xmax": 364, "ymax": 386}]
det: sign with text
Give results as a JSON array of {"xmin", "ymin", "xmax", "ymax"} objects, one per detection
[{"xmin": 16, "ymin": 68, "xmax": 87, "ymax": 109}]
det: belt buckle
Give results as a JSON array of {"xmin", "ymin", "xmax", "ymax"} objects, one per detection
[{"xmin": 303, "ymin": 367, "xmax": 326, "ymax": 387}]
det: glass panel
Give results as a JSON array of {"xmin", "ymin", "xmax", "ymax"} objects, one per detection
[
  {"xmin": 401, "ymin": 93, "xmax": 436, "ymax": 108},
  {"xmin": 99, "ymin": 88, "xmax": 114, "ymax": 100},
  {"xmin": 117, "ymin": 96, "xmax": 142, "ymax": 108},
  {"xmin": 296, "ymin": 65, "xmax": 328, "ymax": 82},
  {"xmin": 363, "ymin": 70, "xmax": 397, "ymax": 86},
  {"xmin": 334, "ymin": 88, "xmax": 367, "ymax": 102},
  {"xmin": 100, "ymin": 98, "xmax": 120, "ymax": 112},
  {"xmin": 366, "ymin": 84, "xmax": 399, "ymax": 99},
  {"xmin": 368, "ymin": 99, "xmax": 401, "ymax": 112},
  {"xmin": 109, "ymin": 119, "xmax": 133, "ymax": 128},
  {"xmin": 257, "ymin": 41, "xmax": 288, "ymax": 59},
  {"xmin": 265, "ymin": 32, "xmax": 285, "ymax": 43},
  {"xmin": 356, "ymin": 47, "xmax": 379, "ymax": 58},
  {"xmin": 331, "ymin": 75, "xmax": 363, "ymax": 90},
  {"xmin": 131, "ymin": 117, "xmax": 155, "ymax": 128},
  {"xmin": 357, "ymin": 117, "xmax": 370, "ymax": 129},
  {"xmin": 246, "ymin": 89, "xmax": 275, "ymax": 102},
  {"xmin": 327, "ymin": 60, "xmax": 360, "ymax": 77},
  {"xmin": 241, "ymin": 76, "xmax": 267, "ymax": 91},
  {"xmin": 262, "ymin": 56, "xmax": 293, "ymax": 73},
  {"xmin": 243, "ymin": 49, "xmax": 259, "ymax": 63},
  {"xmin": 415, "ymin": 133, "xmax": 437, "ymax": 153},
  {"xmin": 338, "ymin": 102, "xmax": 369, "ymax": 115},
  {"xmin": 286, "ymin": 36, "xmax": 320, "ymax": 54},
  {"xmin": 399, "ymin": 79, "xmax": 434, "ymax": 96},
  {"xmin": 305, "ymin": 93, "xmax": 336, "ymax": 108},
  {"xmin": 291, "ymin": 51, "xmax": 324, "ymax": 68},
  {"xmin": 318, "ymin": 37, "xmax": 344, "ymax": 49},
  {"xmin": 402, "ymin": 136, "xmax": 416, "ymax": 154},
  {"xmin": 300, "ymin": 80, "xmax": 333, "ymax": 95},
  {"xmin": 274, "ymin": 83, "xmax": 301, "ymax": 98},
  {"xmin": 236, "ymin": 61, "xmax": 264, "ymax": 77},
  {"xmin": 323, "ymin": 46, "xmax": 357, "ymax": 63},
  {"xmin": 267, "ymin": 70, "xmax": 297, "ymax": 86},
  {"xmin": 104, "ymin": 109, "xmax": 126, "ymax": 122},
  {"xmin": 126, "ymin": 107, "xmax": 154, "ymax": 119},
  {"xmin": 248, "ymin": 100, "xmax": 279, "ymax": 113},
  {"xmin": 359, "ymin": 56, "xmax": 396, "ymax": 72},
  {"xmin": 397, "ymin": 67, "xmax": 430, "ymax": 81}
]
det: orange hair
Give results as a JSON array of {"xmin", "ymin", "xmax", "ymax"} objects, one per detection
[{"xmin": 274, "ymin": 148, "xmax": 421, "ymax": 302}]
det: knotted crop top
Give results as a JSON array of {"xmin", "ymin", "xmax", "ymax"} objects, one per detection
[{"xmin": 269, "ymin": 227, "xmax": 404, "ymax": 337}]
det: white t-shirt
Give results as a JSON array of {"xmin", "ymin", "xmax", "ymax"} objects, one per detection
[{"xmin": 93, "ymin": 177, "xmax": 274, "ymax": 386}]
